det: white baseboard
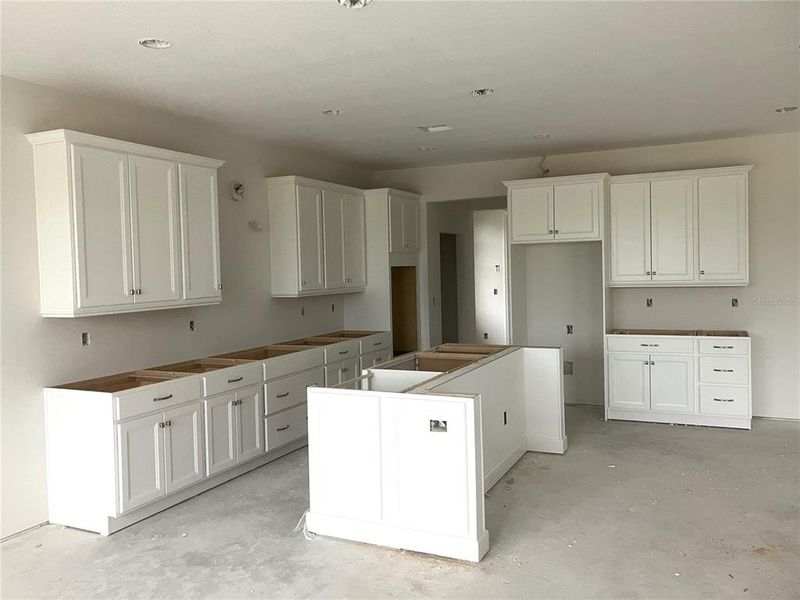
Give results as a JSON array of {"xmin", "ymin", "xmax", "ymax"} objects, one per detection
[
  {"xmin": 526, "ymin": 434, "xmax": 568, "ymax": 454},
  {"xmin": 305, "ymin": 512, "xmax": 490, "ymax": 563},
  {"xmin": 607, "ymin": 409, "xmax": 751, "ymax": 430},
  {"xmin": 484, "ymin": 441, "xmax": 526, "ymax": 491}
]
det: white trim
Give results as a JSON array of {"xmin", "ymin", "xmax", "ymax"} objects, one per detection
[
  {"xmin": 265, "ymin": 175, "xmax": 365, "ymax": 196},
  {"xmin": 41, "ymin": 297, "xmax": 221, "ymax": 318},
  {"xmin": 503, "ymin": 172, "xmax": 610, "ymax": 189},
  {"xmin": 484, "ymin": 441, "xmax": 526, "ymax": 491},
  {"xmin": 609, "ymin": 165, "xmax": 753, "ymax": 183},
  {"xmin": 607, "ymin": 409, "xmax": 750, "ymax": 430},
  {"xmin": 526, "ymin": 434, "xmax": 569, "ymax": 454}
]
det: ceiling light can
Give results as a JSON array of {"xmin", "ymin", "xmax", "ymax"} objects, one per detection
[
  {"xmin": 322, "ymin": 109, "xmax": 342, "ymax": 117},
  {"xmin": 532, "ymin": 133, "xmax": 551, "ymax": 139},
  {"xmin": 775, "ymin": 106, "xmax": 798, "ymax": 113},
  {"xmin": 138, "ymin": 38, "xmax": 172, "ymax": 49},
  {"xmin": 471, "ymin": 88, "xmax": 494, "ymax": 97},
  {"xmin": 336, "ymin": 0, "xmax": 374, "ymax": 8}
]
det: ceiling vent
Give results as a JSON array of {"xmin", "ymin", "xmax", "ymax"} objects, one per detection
[
  {"xmin": 417, "ymin": 124, "xmax": 453, "ymax": 133},
  {"xmin": 336, "ymin": 0, "xmax": 374, "ymax": 8}
]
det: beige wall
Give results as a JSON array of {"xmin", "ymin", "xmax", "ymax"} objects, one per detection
[
  {"xmin": 0, "ymin": 77, "xmax": 373, "ymax": 538},
  {"xmin": 375, "ymin": 132, "xmax": 800, "ymax": 419}
]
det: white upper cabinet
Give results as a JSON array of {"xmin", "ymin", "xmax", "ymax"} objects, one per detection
[
  {"xmin": 267, "ymin": 176, "xmax": 366, "ymax": 297},
  {"xmin": 389, "ymin": 192, "xmax": 419, "ymax": 253},
  {"xmin": 698, "ymin": 173, "xmax": 748, "ymax": 283},
  {"xmin": 179, "ymin": 164, "xmax": 222, "ymax": 301},
  {"xmin": 27, "ymin": 130, "xmax": 225, "ymax": 317},
  {"xmin": 608, "ymin": 166, "xmax": 750, "ymax": 287},
  {"xmin": 505, "ymin": 174, "xmax": 607, "ymax": 244}
]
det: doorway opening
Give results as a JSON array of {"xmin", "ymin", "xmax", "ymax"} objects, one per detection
[
  {"xmin": 391, "ymin": 266, "xmax": 418, "ymax": 355},
  {"xmin": 439, "ymin": 233, "xmax": 460, "ymax": 343}
]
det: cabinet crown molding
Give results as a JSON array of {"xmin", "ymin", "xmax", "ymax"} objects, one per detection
[
  {"xmin": 265, "ymin": 175, "xmax": 365, "ymax": 196},
  {"xmin": 365, "ymin": 188, "xmax": 422, "ymax": 200},
  {"xmin": 609, "ymin": 165, "xmax": 753, "ymax": 183},
  {"xmin": 503, "ymin": 172, "xmax": 610, "ymax": 189},
  {"xmin": 26, "ymin": 129, "xmax": 225, "ymax": 169}
]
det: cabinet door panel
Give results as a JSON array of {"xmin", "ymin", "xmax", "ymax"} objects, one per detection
[
  {"xmin": 650, "ymin": 355, "xmax": 694, "ymax": 413},
  {"xmin": 554, "ymin": 182, "xmax": 600, "ymax": 240},
  {"xmin": 324, "ymin": 358, "xmax": 360, "ymax": 388},
  {"xmin": 236, "ymin": 385, "xmax": 265, "ymax": 463},
  {"xmin": 651, "ymin": 178, "xmax": 694, "ymax": 282},
  {"xmin": 297, "ymin": 185, "xmax": 324, "ymax": 292},
  {"xmin": 129, "ymin": 155, "xmax": 181, "ymax": 304},
  {"xmin": 389, "ymin": 194, "xmax": 404, "ymax": 253},
  {"xmin": 204, "ymin": 394, "xmax": 237, "ymax": 475},
  {"xmin": 608, "ymin": 353, "xmax": 650, "ymax": 410},
  {"xmin": 401, "ymin": 198, "xmax": 419, "ymax": 252},
  {"xmin": 179, "ymin": 164, "xmax": 221, "ymax": 300},
  {"xmin": 343, "ymin": 193, "xmax": 366, "ymax": 287},
  {"xmin": 117, "ymin": 414, "xmax": 164, "ymax": 513},
  {"xmin": 71, "ymin": 144, "xmax": 134, "ymax": 309},
  {"xmin": 163, "ymin": 402, "xmax": 205, "ymax": 493},
  {"xmin": 322, "ymin": 190, "xmax": 346, "ymax": 290},
  {"xmin": 698, "ymin": 174, "xmax": 748, "ymax": 282},
  {"xmin": 610, "ymin": 181, "xmax": 651, "ymax": 283},
  {"xmin": 509, "ymin": 186, "xmax": 553, "ymax": 242}
]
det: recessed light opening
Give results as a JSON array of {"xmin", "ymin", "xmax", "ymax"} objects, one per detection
[
  {"xmin": 138, "ymin": 38, "xmax": 172, "ymax": 49},
  {"xmin": 336, "ymin": 0, "xmax": 374, "ymax": 8},
  {"xmin": 417, "ymin": 124, "xmax": 453, "ymax": 133},
  {"xmin": 533, "ymin": 133, "xmax": 551, "ymax": 139},
  {"xmin": 775, "ymin": 106, "xmax": 798, "ymax": 113},
  {"xmin": 417, "ymin": 146, "xmax": 435, "ymax": 151},
  {"xmin": 471, "ymin": 88, "xmax": 494, "ymax": 97},
  {"xmin": 322, "ymin": 109, "xmax": 342, "ymax": 117}
]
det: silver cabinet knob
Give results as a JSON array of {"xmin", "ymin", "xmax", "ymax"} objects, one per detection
[
  {"xmin": 217, "ymin": 284, "xmax": 223, "ymax": 290},
  {"xmin": 646, "ymin": 271, "xmax": 651, "ymax": 276},
  {"xmin": 554, "ymin": 229, "xmax": 559, "ymax": 234},
  {"xmin": 548, "ymin": 229, "xmax": 554, "ymax": 234},
  {"xmin": 700, "ymin": 270, "xmax": 705, "ymax": 275}
]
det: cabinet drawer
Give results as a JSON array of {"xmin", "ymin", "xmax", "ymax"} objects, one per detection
[
  {"xmin": 264, "ymin": 367, "xmax": 323, "ymax": 416},
  {"xmin": 606, "ymin": 336, "xmax": 694, "ymax": 354},
  {"xmin": 699, "ymin": 356, "xmax": 749, "ymax": 385},
  {"xmin": 264, "ymin": 347, "xmax": 323, "ymax": 380},
  {"xmin": 265, "ymin": 403, "xmax": 308, "ymax": 451},
  {"xmin": 698, "ymin": 338, "xmax": 749, "ymax": 356},
  {"xmin": 699, "ymin": 386, "xmax": 749, "ymax": 417},
  {"xmin": 360, "ymin": 332, "xmax": 391, "ymax": 354},
  {"xmin": 115, "ymin": 377, "xmax": 201, "ymax": 420},
  {"xmin": 203, "ymin": 362, "xmax": 263, "ymax": 396},
  {"xmin": 323, "ymin": 340, "xmax": 360, "ymax": 363}
]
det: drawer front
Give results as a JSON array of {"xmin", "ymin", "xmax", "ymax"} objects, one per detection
[
  {"xmin": 265, "ymin": 403, "xmax": 308, "ymax": 451},
  {"xmin": 698, "ymin": 338, "xmax": 750, "ymax": 356},
  {"xmin": 323, "ymin": 340, "xmax": 360, "ymax": 364},
  {"xmin": 264, "ymin": 367, "xmax": 323, "ymax": 415},
  {"xmin": 360, "ymin": 332, "xmax": 391, "ymax": 354},
  {"xmin": 264, "ymin": 348, "xmax": 323, "ymax": 380},
  {"xmin": 203, "ymin": 362, "xmax": 263, "ymax": 396},
  {"xmin": 699, "ymin": 386, "xmax": 749, "ymax": 417},
  {"xmin": 115, "ymin": 377, "xmax": 202, "ymax": 420},
  {"xmin": 699, "ymin": 356, "xmax": 749, "ymax": 385},
  {"xmin": 607, "ymin": 336, "xmax": 695, "ymax": 354}
]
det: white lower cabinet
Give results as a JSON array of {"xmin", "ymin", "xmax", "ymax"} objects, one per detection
[
  {"xmin": 204, "ymin": 385, "xmax": 265, "ymax": 475},
  {"xmin": 361, "ymin": 348, "xmax": 392, "ymax": 370},
  {"xmin": 265, "ymin": 403, "xmax": 308, "ymax": 451},
  {"xmin": 606, "ymin": 334, "xmax": 751, "ymax": 429},
  {"xmin": 118, "ymin": 414, "xmax": 165, "ymax": 513},
  {"xmin": 325, "ymin": 357, "xmax": 361, "ymax": 387},
  {"xmin": 162, "ymin": 402, "xmax": 206, "ymax": 493}
]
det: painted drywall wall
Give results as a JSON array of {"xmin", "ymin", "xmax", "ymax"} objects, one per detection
[
  {"xmin": 0, "ymin": 76, "xmax": 374, "ymax": 538},
  {"xmin": 426, "ymin": 197, "xmax": 507, "ymax": 346},
  {"xmin": 374, "ymin": 132, "xmax": 800, "ymax": 419}
]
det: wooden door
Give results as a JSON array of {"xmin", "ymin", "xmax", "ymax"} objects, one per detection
[
  {"xmin": 401, "ymin": 197, "xmax": 419, "ymax": 252},
  {"xmin": 322, "ymin": 190, "xmax": 346, "ymax": 290},
  {"xmin": 391, "ymin": 266, "xmax": 418, "ymax": 353},
  {"xmin": 650, "ymin": 178, "xmax": 694, "ymax": 282},
  {"xmin": 609, "ymin": 181, "xmax": 652, "ymax": 283},
  {"xmin": 509, "ymin": 186, "xmax": 553, "ymax": 242},
  {"xmin": 163, "ymin": 401, "xmax": 205, "ymax": 493},
  {"xmin": 343, "ymin": 193, "xmax": 366, "ymax": 287},
  {"xmin": 554, "ymin": 182, "xmax": 600, "ymax": 240},
  {"xmin": 204, "ymin": 393, "xmax": 237, "ymax": 475},
  {"xmin": 235, "ymin": 385, "xmax": 264, "ymax": 463},
  {"xmin": 698, "ymin": 174, "xmax": 748, "ymax": 282},
  {"xmin": 607, "ymin": 353, "xmax": 650, "ymax": 410},
  {"xmin": 71, "ymin": 144, "xmax": 135, "ymax": 310},
  {"xmin": 650, "ymin": 355, "xmax": 694, "ymax": 413},
  {"xmin": 117, "ymin": 414, "xmax": 165, "ymax": 513},
  {"xmin": 296, "ymin": 185, "xmax": 325, "ymax": 292},
  {"xmin": 179, "ymin": 164, "xmax": 221, "ymax": 300},
  {"xmin": 129, "ymin": 155, "xmax": 181, "ymax": 304}
]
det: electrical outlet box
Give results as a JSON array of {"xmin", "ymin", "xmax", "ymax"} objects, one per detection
[
  {"xmin": 81, "ymin": 332, "xmax": 90, "ymax": 346},
  {"xmin": 646, "ymin": 298, "xmax": 654, "ymax": 308},
  {"xmin": 563, "ymin": 361, "xmax": 573, "ymax": 375}
]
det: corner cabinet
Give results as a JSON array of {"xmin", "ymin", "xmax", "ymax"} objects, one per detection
[
  {"xmin": 266, "ymin": 176, "xmax": 366, "ymax": 297},
  {"xmin": 27, "ymin": 130, "xmax": 225, "ymax": 317},
  {"xmin": 608, "ymin": 166, "xmax": 751, "ymax": 287},
  {"xmin": 504, "ymin": 174, "xmax": 607, "ymax": 244}
]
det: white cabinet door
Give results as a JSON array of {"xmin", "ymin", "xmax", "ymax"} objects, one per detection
[
  {"xmin": 117, "ymin": 413, "xmax": 165, "ymax": 513},
  {"xmin": 163, "ymin": 401, "xmax": 205, "ymax": 493},
  {"xmin": 401, "ymin": 197, "xmax": 419, "ymax": 252},
  {"xmin": 297, "ymin": 185, "xmax": 325, "ymax": 292},
  {"xmin": 324, "ymin": 358, "xmax": 361, "ymax": 388},
  {"xmin": 610, "ymin": 181, "xmax": 651, "ymax": 283},
  {"xmin": 650, "ymin": 355, "xmax": 694, "ymax": 413},
  {"xmin": 179, "ymin": 164, "xmax": 221, "ymax": 301},
  {"xmin": 608, "ymin": 353, "xmax": 650, "ymax": 410},
  {"xmin": 698, "ymin": 174, "xmax": 748, "ymax": 282},
  {"xmin": 650, "ymin": 178, "xmax": 694, "ymax": 282},
  {"xmin": 129, "ymin": 155, "xmax": 181, "ymax": 305},
  {"xmin": 389, "ymin": 194, "xmax": 405, "ymax": 253},
  {"xmin": 71, "ymin": 144, "xmax": 135, "ymax": 309},
  {"xmin": 343, "ymin": 193, "xmax": 366, "ymax": 288},
  {"xmin": 235, "ymin": 385, "xmax": 264, "ymax": 463},
  {"xmin": 204, "ymin": 393, "xmax": 237, "ymax": 475},
  {"xmin": 322, "ymin": 190, "xmax": 346, "ymax": 290},
  {"xmin": 554, "ymin": 182, "xmax": 600, "ymax": 241},
  {"xmin": 509, "ymin": 186, "xmax": 553, "ymax": 243}
]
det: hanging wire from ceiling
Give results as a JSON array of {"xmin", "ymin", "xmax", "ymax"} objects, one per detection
[{"xmin": 539, "ymin": 155, "xmax": 551, "ymax": 178}]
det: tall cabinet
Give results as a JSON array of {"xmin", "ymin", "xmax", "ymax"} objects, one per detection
[{"xmin": 27, "ymin": 130, "xmax": 225, "ymax": 316}]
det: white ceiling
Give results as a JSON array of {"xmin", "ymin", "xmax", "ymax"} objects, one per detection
[{"xmin": 2, "ymin": 1, "xmax": 798, "ymax": 170}]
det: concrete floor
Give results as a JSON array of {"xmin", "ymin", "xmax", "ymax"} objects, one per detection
[{"xmin": 3, "ymin": 406, "xmax": 798, "ymax": 599}]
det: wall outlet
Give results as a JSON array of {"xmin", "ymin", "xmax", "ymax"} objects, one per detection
[
  {"xmin": 483, "ymin": 332, "xmax": 489, "ymax": 340},
  {"xmin": 301, "ymin": 306, "xmax": 305, "ymax": 317},
  {"xmin": 566, "ymin": 324, "xmax": 573, "ymax": 334},
  {"xmin": 81, "ymin": 332, "xmax": 90, "ymax": 346},
  {"xmin": 563, "ymin": 361, "xmax": 574, "ymax": 375},
  {"xmin": 331, "ymin": 303, "xmax": 335, "ymax": 312},
  {"xmin": 646, "ymin": 298, "xmax": 654, "ymax": 308},
  {"xmin": 731, "ymin": 298, "xmax": 739, "ymax": 307},
  {"xmin": 189, "ymin": 320, "xmax": 195, "ymax": 331}
]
